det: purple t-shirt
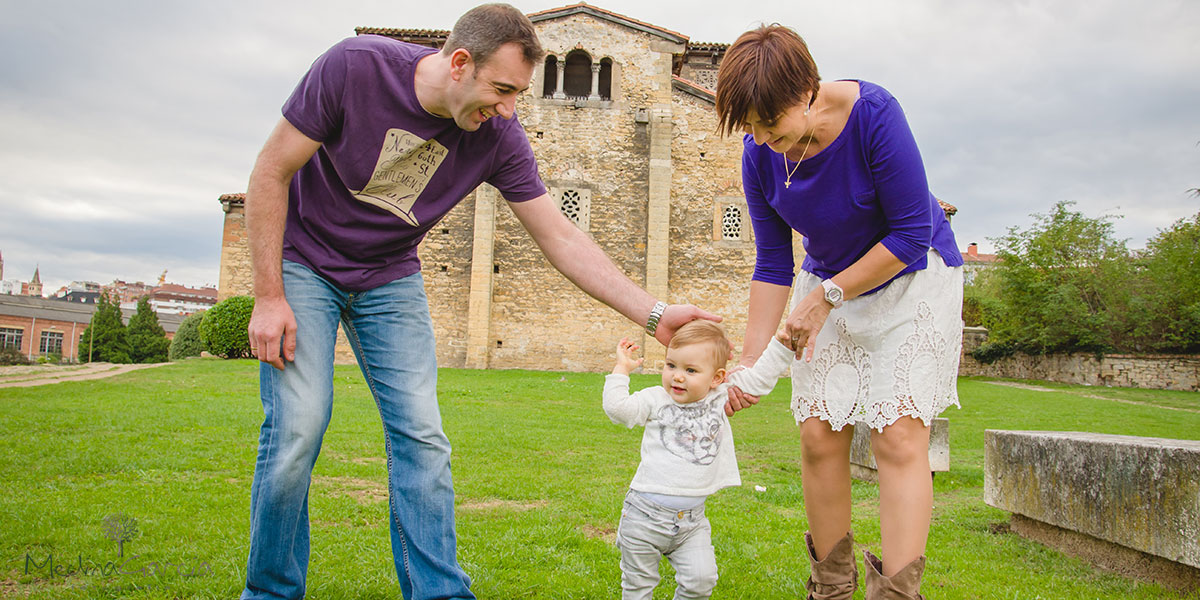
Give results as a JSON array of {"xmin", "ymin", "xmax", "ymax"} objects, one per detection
[
  {"xmin": 281, "ymin": 36, "xmax": 546, "ymax": 291},
  {"xmin": 743, "ymin": 80, "xmax": 961, "ymax": 293}
]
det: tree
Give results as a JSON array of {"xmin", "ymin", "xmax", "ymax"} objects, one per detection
[
  {"xmin": 169, "ymin": 312, "xmax": 206, "ymax": 360},
  {"xmin": 1138, "ymin": 211, "xmax": 1200, "ymax": 352},
  {"xmin": 78, "ymin": 293, "xmax": 130, "ymax": 363},
  {"xmin": 126, "ymin": 297, "xmax": 170, "ymax": 363},
  {"xmin": 981, "ymin": 201, "xmax": 1133, "ymax": 355},
  {"xmin": 199, "ymin": 296, "xmax": 255, "ymax": 359}
]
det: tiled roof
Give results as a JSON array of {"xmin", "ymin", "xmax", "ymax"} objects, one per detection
[
  {"xmin": 963, "ymin": 252, "xmax": 1000, "ymax": 263},
  {"xmin": 687, "ymin": 42, "xmax": 729, "ymax": 52},
  {"xmin": 937, "ymin": 198, "xmax": 957, "ymax": 216},
  {"xmin": 0, "ymin": 294, "xmax": 186, "ymax": 332},
  {"xmin": 219, "ymin": 193, "xmax": 245, "ymax": 208},
  {"xmin": 672, "ymin": 75, "xmax": 714, "ymax": 103},
  {"xmin": 355, "ymin": 27, "xmax": 449, "ymax": 39},
  {"xmin": 155, "ymin": 283, "xmax": 218, "ymax": 298},
  {"xmin": 527, "ymin": 3, "xmax": 688, "ymax": 44}
]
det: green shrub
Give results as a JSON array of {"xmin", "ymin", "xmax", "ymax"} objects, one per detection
[
  {"xmin": 0, "ymin": 347, "xmax": 29, "ymax": 366},
  {"xmin": 169, "ymin": 312, "xmax": 206, "ymax": 360},
  {"xmin": 199, "ymin": 296, "xmax": 255, "ymax": 359},
  {"xmin": 970, "ymin": 341, "xmax": 1019, "ymax": 364}
]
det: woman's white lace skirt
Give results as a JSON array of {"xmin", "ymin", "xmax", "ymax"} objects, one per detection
[{"xmin": 789, "ymin": 250, "xmax": 964, "ymax": 432}]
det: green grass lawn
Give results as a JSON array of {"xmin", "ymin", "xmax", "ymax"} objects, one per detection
[{"xmin": 0, "ymin": 360, "xmax": 1197, "ymax": 599}]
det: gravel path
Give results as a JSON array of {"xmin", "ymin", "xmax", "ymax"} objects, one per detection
[{"xmin": 0, "ymin": 362, "xmax": 167, "ymax": 388}]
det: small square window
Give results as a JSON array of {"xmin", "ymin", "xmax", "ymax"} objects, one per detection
[{"xmin": 712, "ymin": 198, "xmax": 750, "ymax": 242}]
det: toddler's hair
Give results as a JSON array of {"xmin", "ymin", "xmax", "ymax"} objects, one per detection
[{"xmin": 667, "ymin": 320, "xmax": 731, "ymax": 369}]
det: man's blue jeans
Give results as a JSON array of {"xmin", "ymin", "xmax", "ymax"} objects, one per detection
[{"xmin": 241, "ymin": 260, "xmax": 474, "ymax": 600}]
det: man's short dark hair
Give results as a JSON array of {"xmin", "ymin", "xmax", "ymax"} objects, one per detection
[{"xmin": 443, "ymin": 3, "xmax": 544, "ymax": 67}]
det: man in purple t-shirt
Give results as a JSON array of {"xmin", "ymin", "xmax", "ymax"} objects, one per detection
[{"xmin": 239, "ymin": 5, "xmax": 717, "ymax": 600}]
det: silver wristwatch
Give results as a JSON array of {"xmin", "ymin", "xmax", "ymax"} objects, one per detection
[
  {"xmin": 645, "ymin": 301, "xmax": 668, "ymax": 335},
  {"xmin": 820, "ymin": 279, "xmax": 844, "ymax": 309}
]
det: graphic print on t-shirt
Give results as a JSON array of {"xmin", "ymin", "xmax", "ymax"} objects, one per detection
[
  {"xmin": 351, "ymin": 128, "xmax": 448, "ymax": 226},
  {"xmin": 658, "ymin": 401, "xmax": 724, "ymax": 465}
]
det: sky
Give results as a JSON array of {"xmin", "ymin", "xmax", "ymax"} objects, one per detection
[{"xmin": 2, "ymin": 0, "xmax": 1197, "ymax": 294}]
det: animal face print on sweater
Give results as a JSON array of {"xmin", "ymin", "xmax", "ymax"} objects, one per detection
[{"xmin": 657, "ymin": 400, "xmax": 725, "ymax": 465}]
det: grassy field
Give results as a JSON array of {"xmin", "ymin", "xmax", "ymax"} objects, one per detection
[{"xmin": 0, "ymin": 359, "xmax": 1197, "ymax": 599}]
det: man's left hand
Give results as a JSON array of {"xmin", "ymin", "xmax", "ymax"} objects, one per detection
[{"xmin": 654, "ymin": 304, "xmax": 722, "ymax": 346}]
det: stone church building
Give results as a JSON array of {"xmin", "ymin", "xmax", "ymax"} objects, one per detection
[{"xmin": 218, "ymin": 3, "xmax": 956, "ymax": 372}]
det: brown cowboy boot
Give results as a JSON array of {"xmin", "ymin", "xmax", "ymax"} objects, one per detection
[
  {"xmin": 804, "ymin": 531, "xmax": 858, "ymax": 600},
  {"xmin": 863, "ymin": 550, "xmax": 926, "ymax": 600}
]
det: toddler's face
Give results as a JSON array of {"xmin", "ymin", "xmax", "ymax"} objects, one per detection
[{"xmin": 661, "ymin": 343, "xmax": 724, "ymax": 405}]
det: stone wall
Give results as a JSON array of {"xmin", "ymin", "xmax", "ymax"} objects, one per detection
[{"xmin": 960, "ymin": 351, "xmax": 1200, "ymax": 391}]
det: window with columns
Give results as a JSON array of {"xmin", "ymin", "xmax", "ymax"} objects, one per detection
[
  {"xmin": 564, "ymin": 51, "xmax": 592, "ymax": 98},
  {"xmin": 39, "ymin": 330, "xmax": 63, "ymax": 356},
  {"xmin": 542, "ymin": 55, "xmax": 558, "ymax": 98},
  {"xmin": 541, "ymin": 51, "xmax": 612, "ymax": 101},
  {"xmin": 0, "ymin": 327, "xmax": 22, "ymax": 350}
]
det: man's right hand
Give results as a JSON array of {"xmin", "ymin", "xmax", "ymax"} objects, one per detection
[{"xmin": 248, "ymin": 296, "xmax": 297, "ymax": 371}]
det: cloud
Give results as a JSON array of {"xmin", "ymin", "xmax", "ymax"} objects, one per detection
[{"xmin": 2, "ymin": 0, "xmax": 1197, "ymax": 296}]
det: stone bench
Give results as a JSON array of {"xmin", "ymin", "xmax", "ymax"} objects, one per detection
[
  {"xmin": 849, "ymin": 418, "xmax": 949, "ymax": 483},
  {"xmin": 984, "ymin": 430, "xmax": 1200, "ymax": 591}
]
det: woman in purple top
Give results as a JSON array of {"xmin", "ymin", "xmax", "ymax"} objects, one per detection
[{"xmin": 714, "ymin": 25, "xmax": 964, "ymax": 600}]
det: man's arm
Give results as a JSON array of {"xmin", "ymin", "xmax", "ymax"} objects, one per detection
[
  {"xmin": 245, "ymin": 117, "xmax": 323, "ymax": 370},
  {"xmin": 507, "ymin": 194, "xmax": 720, "ymax": 345}
]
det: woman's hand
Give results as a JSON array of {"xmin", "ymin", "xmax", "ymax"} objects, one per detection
[
  {"xmin": 784, "ymin": 286, "xmax": 833, "ymax": 362},
  {"xmin": 724, "ymin": 365, "xmax": 759, "ymax": 417}
]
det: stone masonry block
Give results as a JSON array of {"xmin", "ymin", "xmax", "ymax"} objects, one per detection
[
  {"xmin": 850, "ymin": 418, "xmax": 949, "ymax": 483},
  {"xmin": 985, "ymin": 430, "xmax": 1200, "ymax": 569}
]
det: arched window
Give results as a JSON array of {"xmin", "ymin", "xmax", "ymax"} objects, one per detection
[
  {"xmin": 542, "ymin": 55, "xmax": 558, "ymax": 98},
  {"xmin": 563, "ymin": 50, "xmax": 592, "ymax": 98},
  {"xmin": 598, "ymin": 57, "xmax": 613, "ymax": 100}
]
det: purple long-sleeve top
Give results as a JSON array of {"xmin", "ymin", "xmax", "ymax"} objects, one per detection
[{"xmin": 743, "ymin": 80, "xmax": 961, "ymax": 293}]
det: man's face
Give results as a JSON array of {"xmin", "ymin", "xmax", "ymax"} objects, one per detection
[{"xmin": 448, "ymin": 43, "xmax": 534, "ymax": 131}]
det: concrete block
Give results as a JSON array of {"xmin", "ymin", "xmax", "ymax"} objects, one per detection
[
  {"xmin": 849, "ymin": 418, "xmax": 948, "ymax": 483},
  {"xmin": 984, "ymin": 430, "xmax": 1200, "ymax": 570}
]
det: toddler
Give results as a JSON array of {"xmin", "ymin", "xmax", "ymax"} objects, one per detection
[{"xmin": 603, "ymin": 320, "xmax": 793, "ymax": 600}]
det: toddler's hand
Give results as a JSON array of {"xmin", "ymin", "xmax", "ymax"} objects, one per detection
[
  {"xmin": 775, "ymin": 328, "xmax": 794, "ymax": 350},
  {"xmin": 613, "ymin": 337, "xmax": 644, "ymax": 375}
]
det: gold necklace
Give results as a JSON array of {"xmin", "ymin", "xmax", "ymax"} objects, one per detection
[{"xmin": 783, "ymin": 128, "xmax": 816, "ymax": 189}]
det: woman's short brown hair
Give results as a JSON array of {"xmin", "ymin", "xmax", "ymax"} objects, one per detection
[{"xmin": 715, "ymin": 24, "xmax": 821, "ymax": 136}]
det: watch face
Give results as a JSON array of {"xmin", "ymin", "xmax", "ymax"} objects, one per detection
[{"xmin": 826, "ymin": 286, "xmax": 842, "ymax": 304}]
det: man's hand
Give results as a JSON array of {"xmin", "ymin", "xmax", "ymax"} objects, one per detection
[
  {"xmin": 612, "ymin": 337, "xmax": 644, "ymax": 376},
  {"xmin": 654, "ymin": 304, "xmax": 722, "ymax": 346},
  {"xmin": 248, "ymin": 296, "xmax": 297, "ymax": 371}
]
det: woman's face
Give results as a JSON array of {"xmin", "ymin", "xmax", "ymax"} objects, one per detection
[{"xmin": 741, "ymin": 95, "xmax": 814, "ymax": 155}]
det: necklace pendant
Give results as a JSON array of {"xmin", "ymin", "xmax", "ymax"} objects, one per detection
[{"xmin": 784, "ymin": 179, "xmax": 791, "ymax": 189}]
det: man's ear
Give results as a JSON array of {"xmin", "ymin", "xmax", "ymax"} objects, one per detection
[{"xmin": 449, "ymin": 48, "xmax": 473, "ymax": 81}]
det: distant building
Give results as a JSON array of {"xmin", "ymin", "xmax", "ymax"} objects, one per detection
[
  {"xmin": 962, "ymin": 242, "xmax": 999, "ymax": 284},
  {"xmin": 52, "ymin": 281, "xmax": 103, "ymax": 305},
  {"xmin": 22, "ymin": 267, "xmax": 43, "ymax": 297},
  {"xmin": 147, "ymin": 283, "xmax": 218, "ymax": 315},
  {"xmin": 0, "ymin": 294, "xmax": 186, "ymax": 362},
  {"xmin": 105, "ymin": 279, "xmax": 155, "ymax": 305}
]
